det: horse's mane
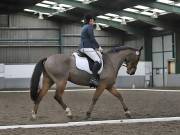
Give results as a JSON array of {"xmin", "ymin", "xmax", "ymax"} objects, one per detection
[{"xmin": 107, "ymin": 46, "xmax": 138, "ymax": 53}]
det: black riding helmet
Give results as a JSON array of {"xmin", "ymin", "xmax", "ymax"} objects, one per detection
[{"xmin": 84, "ymin": 14, "xmax": 96, "ymax": 24}]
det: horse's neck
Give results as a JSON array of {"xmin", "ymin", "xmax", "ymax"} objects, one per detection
[{"xmin": 106, "ymin": 50, "xmax": 130, "ymax": 76}]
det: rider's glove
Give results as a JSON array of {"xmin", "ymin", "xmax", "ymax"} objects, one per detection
[{"xmin": 98, "ymin": 46, "xmax": 103, "ymax": 53}]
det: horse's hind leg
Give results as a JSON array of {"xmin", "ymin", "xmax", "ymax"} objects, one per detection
[
  {"xmin": 32, "ymin": 73, "xmax": 53, "ymax": 119},
  {"xmin": 107, "ymin": 86, "xmax": 131, "ymax": 118},
  {"xmin": 54, "ymin": 80, "xmax": 73, "ymax": 119}
]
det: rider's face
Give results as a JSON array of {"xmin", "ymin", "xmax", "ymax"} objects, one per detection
[{"xmin": 89, "ymin": 19, "xmax": 95, "ymax": 25}]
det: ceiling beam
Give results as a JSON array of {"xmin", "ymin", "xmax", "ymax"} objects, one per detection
[
  {"xmin": 29, "ymin": 6, "xmax": 145, "ymax": 35},
  {"xmin": 96, "ymin": 19, "xmax": 145, "ymax": 35},
  {"xmin": 50, "ymin": 0, "xmax": 103, "ymax": 13},
  {"xmin": 49, "ymin": 0, "xmax": 178, "ymax": 31},
  {"xmin": 118, "ymin": 10, "xmax": 178, "ymax": 31},
  {"xmin": 30, "ymin": 6, "xmax": 79, "ymax": 20},
  {"xmin": 51, "ymin": 0, "xmax": 180, "ymax": 14},
  {"xmin": 146, "ymin": 1, "xmax": 180, "ymax": 15},
  {"xmin": 51, "ymin": 0, "xmax": 155, "ymax": 13}
]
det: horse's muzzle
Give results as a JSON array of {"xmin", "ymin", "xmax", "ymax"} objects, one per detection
[{"xmin": 127, "ymin": 68, "xmax": 136, "ymax": 75}]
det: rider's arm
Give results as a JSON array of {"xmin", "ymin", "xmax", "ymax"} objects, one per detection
[
  {"xmin": 98, "ymin": 46, "xmax": 103, "ymax": 53},
  {"xmin": 87, "ymin": 25, "xmax": 99, "ymax": 48}
]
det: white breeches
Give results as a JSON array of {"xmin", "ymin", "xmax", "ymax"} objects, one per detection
[{"xmin": 80, "ymin": 48, "xmax": 102, "ymax": 63}]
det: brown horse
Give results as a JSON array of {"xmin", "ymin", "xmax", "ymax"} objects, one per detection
[{"xmin": 30, "ymin": 46, "xmax": 143, "ymax": 120}]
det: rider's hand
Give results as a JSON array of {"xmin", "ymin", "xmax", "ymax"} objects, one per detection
[{"xmin": 98, "ymin": 47, "xmax": 103, "ymax": 53}]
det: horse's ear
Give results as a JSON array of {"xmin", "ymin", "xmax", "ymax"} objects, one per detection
[{"xmin": 139, "ymin": 46, "xmax": 143, "ymax": 52}]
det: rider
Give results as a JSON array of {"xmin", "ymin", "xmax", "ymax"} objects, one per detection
[{"xmin": 79, "ymin": 14, "xmax": 103, "ymax": 87}]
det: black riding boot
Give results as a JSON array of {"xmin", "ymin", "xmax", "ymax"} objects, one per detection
[{"xmin": 89, "ymin": 62, "xmax": 101, "ymax": 88}]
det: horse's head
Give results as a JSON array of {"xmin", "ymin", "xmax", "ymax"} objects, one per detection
[{"xmin": 124, "ymin": 46, "xmax": 143, "ymax": 75}]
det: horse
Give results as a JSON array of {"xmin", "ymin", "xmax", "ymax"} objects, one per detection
[{"xmin": 30, "ymin": 46, "xmax": 143, "ymax": 120}]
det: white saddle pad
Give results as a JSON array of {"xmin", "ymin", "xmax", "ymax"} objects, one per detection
[{"xmin": 73, "ymin": 52, "xmax": 103, "ymax": 74}]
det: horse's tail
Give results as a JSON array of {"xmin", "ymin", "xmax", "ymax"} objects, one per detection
[{"xmin": 30, "ymin": 58, "xmax": 47, "ymax": 102}]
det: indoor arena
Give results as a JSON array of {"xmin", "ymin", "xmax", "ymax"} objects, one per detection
[{"xmin": 1, "ymin": 0, "xmax": 180, "ymax": 134}]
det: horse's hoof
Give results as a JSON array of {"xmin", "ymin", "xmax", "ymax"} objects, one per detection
[
  {"xmin": 84, "ymin": 116, "xmax": 92, "ymax": 121},
  {"xmin": 65, "ymin": 107, "xmax": 73, "ymax": 119},
  {"xmin": 67, "ymin": 115, "xmax": 73, "ymax": 119},
  {"xmin": 125, "ymin": 111, "xmax": 131, "ymax": 118},
  {"xmin": 31, "ymin": 110, "xmax": 37, "ymax": 119},
  {"xmin": 32, "ymin": 115, "xmax": 37, "ymax": 119},
  {"xmin": 85, "ymin": 112, "xmax": 92, "ymax": 120}
]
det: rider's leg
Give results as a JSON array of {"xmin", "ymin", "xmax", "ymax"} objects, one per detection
[
  {"xmin": 89, "ymin": 61, "xmax": 101, "ymax": 87},
  {"xmin": 80, "ymin": 48, "xmax": 102, "ymax": 87}
]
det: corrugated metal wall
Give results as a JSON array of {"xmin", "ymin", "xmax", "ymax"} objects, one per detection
[
  {"xmin": 0, "ymin": 14, "xmax": 60, "ymax": 64},
  {"xmin": 0, "ymin": 15, "xmax": 9, "ymax": 27},
  {"xmin": 124, "ymin": 37, "xmax": 145, "ymax": 60},
  {"xmin": 60, "ymin": 23, "xmax": 123, "ymax": 54},
  {"xmin": 0, "ymin": 13, "xmax": 123, "ymax": 64},
  {"xmin": 9, "ymin": 14, "xmax": 60, "ymax": 28}
]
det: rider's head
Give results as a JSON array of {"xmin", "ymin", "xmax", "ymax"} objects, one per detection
[{"xmin": 84, "ymin": 14, "xmax": 95, "ymax": 25}]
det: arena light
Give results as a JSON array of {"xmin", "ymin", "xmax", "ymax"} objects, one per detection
[
  {"xmin": 121, "ymin": 16, "xmax": 136, "ymax": 22},
  {"xmin": 60, "ymin": 4, "xmax": 74, "ymax": 8},
  {"xmin": 105, "ymin": 13, "xmax": 119, "ymax": 18},
  {"xmin": 52, "ymin": 4, "xmax": 65, "ymax": 12},
  {"xmin": 97, "ymin": 15, "xmax": 111, "ymax": 20},
  {"xmin": 175, "ymin": 2, "xmax": 180, "ymax": 7},
  {"xmin": 83, "ymin": 0, "xmax": 90, "ymax": 4},
  {"xmin": 123, "ymin": 8, "xmax": 139, "ymax": 13},
  {"xmin": 121, "ymin": 18, "xmax": 127, "ymax": 25},
  {"xmin": 141, "ymin": 11, "xmax": 153, "ymax": 16},
  {"xmin": 151, "ymin": 11, "xmax": 158, "ymax": 18},
  {"xmin": 134, "ymin": 5, "xmax": 150, "ymax": 10},
  {"xmin": 38, "ymin": 12, "xmax": 44, "ymax": 19},
  {"xmin": 152, "ymin": 27, "xmax": 164, "ymax": 31},
  {"xmin": 36, "ymin": 3, "xmax": 50, "ymax": 8},
  {"xmin": 76, "ymin": 0, "xmax": 98, "ymax": 4},
  {"xmin": 57, "ymin": 6, "xmax": 65, "ymax": 12},
  {"xmin": 95, "ymin": 23, "xmax": 101, "ymax": 31},
  {"xmin": 157, "ymin": 0, "xmax": 174, "ymax": 5},
  {"xmin": 75, "ymin": 0, "xmax": 84, "ymax": 2},
  {"xmin": 24, "ymin": 9, "xmax": 36, "ymax": 13},
  {"xmin": 42, "ymin": 0, "xmax": 56, "ymax": 5},
  {"xmin": 97, "ymin": 23, "xmax": 109, "ymax": 28},
  {"xmin": 112, "ymin": 18, "xmax": 122, "ymax": 23},
  {"xmin": 151, "ymin": 9, "xmax": 166, "ymax": 14}
]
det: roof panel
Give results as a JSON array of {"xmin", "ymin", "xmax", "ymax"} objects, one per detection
[
  {"xmin": 156, "ymin": 0, "xmax": 174, "ymax": 4},
  {"xmin": 42, "ymin": 0, "xmax": 56, "ymax": 5},
  {"xmin": 0, "ymin": 0, "xmax": 43, "ymax": 13},
  {"xmin": 134, "ymin": 5, "xmax": 150, "ymax": 10},
  {"xmin": 97, "ymin": 15, "xmax": 111, "ymax": 20},
  {"xmin": 75, "ymin": 0, "xmax": 98, "ymax": 4},
  {"xmin": 36, "ymin": 3, "xmax": 50, "ymax": 8}
]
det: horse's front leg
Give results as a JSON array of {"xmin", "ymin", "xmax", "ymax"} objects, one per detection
[
  {"xmin": 86, "ymin": 84, "xmax": 106, "ymax": 120},
  {"xmin": 107, "ymin": 86, "xmax": 131, "ymax": 118}
]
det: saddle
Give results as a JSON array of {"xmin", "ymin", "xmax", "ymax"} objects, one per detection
[{"xmin": 73, "ymin": 50, "xmax": 103, "ymax": 74}]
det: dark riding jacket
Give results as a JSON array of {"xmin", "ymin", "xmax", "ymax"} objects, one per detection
[{"xmin": 80, "ymin": 24, "xmax": 99, "ymax": 49}]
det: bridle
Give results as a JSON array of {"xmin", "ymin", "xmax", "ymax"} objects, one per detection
[{"xmin": 122, "ymin": 63, "xmax": 127, "ymax": 67}]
